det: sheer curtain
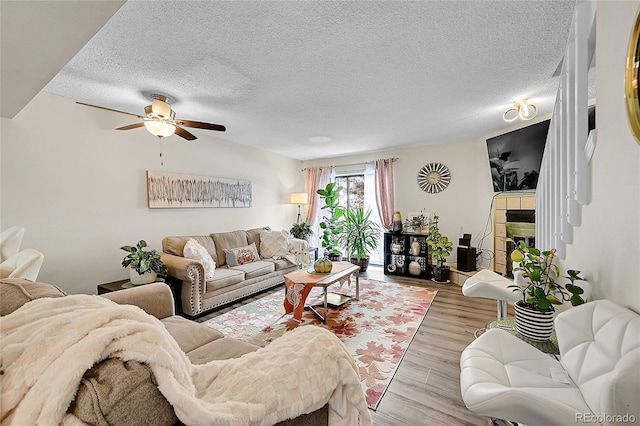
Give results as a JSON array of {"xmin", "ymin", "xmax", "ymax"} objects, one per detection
[
  {"xmin": 374, "ymin": 159, "xmax": 395, "ymax": 230},
  {"xmin": 306, "ymin": 166, "xmax": 334, "ymax": 252},
  {"xmin": 364, "ymin": 163, "xmax": 385, "ymax": 265}
]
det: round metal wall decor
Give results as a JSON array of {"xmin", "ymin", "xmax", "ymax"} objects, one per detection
[{"xmin": 417, "ymin": 162, "xmax": 451, "ymax": 193}]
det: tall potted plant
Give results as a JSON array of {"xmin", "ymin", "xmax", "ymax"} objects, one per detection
[
  {"xmin": 426, "ymin": 214, "xmax": 453, "ymax": 282},
  {"xmin": 317, "ymin": 182, "xmax": 346, "ymax": 261},
  {"xmin": 339, "ymin": 208, "xmax": 381, "ymax": 272},
  {"xmin": 120, "ymin": 240, "xmax": 168, "ymax": 285},
  {"xmin": 508, "ymin": 240, "xmax": 586, "ymax": 341}
]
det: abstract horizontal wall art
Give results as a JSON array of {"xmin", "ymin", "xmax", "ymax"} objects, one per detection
[{"xmin": 147, "ymin": 171, "xmax": 252, "ymax": 208}]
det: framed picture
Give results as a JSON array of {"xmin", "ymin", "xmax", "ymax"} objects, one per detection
[{"xmin": 146, "ymin": 170, "xmax": 252, "ymax": 208}]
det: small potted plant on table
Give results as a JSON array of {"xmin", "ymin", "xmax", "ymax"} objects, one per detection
[
  {"xmin": 339, "ymin": 208, "xmax": 381, "ymax": 272},
  {"xmin": 426, "ymin": 214, "xmax": 453, "ymax": 282},
  {"xmin": 120, "ymin": 240, "xmax": 168, "ymax": 285},
  {"xmin": 508, "ymin": 240, "xmax": 586, "ymax": 342},
  {"xmin": 317, "ymin": 182, "xmax": 346, "ymax": 261}
]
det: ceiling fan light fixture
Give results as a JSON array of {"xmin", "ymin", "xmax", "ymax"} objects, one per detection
[
  {"xmin": 503, "ymin": 99, "xmax": 537, "ymax": 122},
  {"xmin": 144, "ymin": 120, "xmax": 176, "ymax": 138}
]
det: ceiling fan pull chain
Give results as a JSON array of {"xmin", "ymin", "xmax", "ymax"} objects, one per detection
[{"xmin": 159, "ymin": 140, "xmax": 164, "ymax": 167}]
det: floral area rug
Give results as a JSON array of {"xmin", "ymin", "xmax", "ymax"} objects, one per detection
[{"xmin": 203, "ymin": 278, "xmax": 437, "ymax": 410}]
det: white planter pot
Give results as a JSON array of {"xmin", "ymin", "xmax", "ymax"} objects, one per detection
[
  {"xmin": 129, "ymin": 269, "xmax": 157, "ymax": 285},
  {"xmin": 514, "ymin": 302, "xmax": 555, "ymax": 342}
]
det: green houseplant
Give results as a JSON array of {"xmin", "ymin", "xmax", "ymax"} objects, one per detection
[
  {"xmin": 426, "ymin": 214, "xmax": 453, "ymax": 282},
  {"xmin": 339, "ymin": 208, "xmax": 381, "ymax": 272},
  {"xmin": 289, "ymin": 222, "xmax": 313, "ymax": 240},
  {"xmin": 508, "ymin": 239, "xmax": 586, "ymax": 341},
  {"xmin": 120, "ymin": 240, "xmax": 168, "ymax": 285},
  {"xmin": 317, "ymin": 182, "xmax": 346, "ymax": 261}
]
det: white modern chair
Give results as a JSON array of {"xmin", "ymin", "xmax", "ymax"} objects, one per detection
[
  {"xmin": 460, "ymin": 299, "xmax": 640, "ymax": 426},
  {"xmin": 0, "ymin": 226, "xmax": 25, "ymax": 263},
  {"xmin": 0, "ymin": 249, "xmax": 45, "ymax": 281}
]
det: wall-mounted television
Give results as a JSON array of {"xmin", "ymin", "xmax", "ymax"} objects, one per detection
[
  {"xmin": 486, "ymin": 105, "xmax": 595, "ymax": 193},
  {"xmin": 486, "ymin": 120, "xmax": 550, "ymax": 192}
]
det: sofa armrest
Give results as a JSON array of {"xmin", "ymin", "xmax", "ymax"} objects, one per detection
[
  {"xmin": 160, "ymin": 252, "xmax": 206, "ymax": 316},
  {"xmin": 161, "ymin": 252, "xmax": 203, "ymax": 282},
  {"xmin": 101, "ymin": 283, "xmax": 175, "ymax": 319}
]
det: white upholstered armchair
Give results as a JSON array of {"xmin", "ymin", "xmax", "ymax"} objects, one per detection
[
  {"xmin": 0, "ymin": 249, "xmax": 45, "ymax": 281},
  {"xmin": 460, "ymin": 299, "xmax": 640, "ymax": 425},
  {"xmin": 0, "ymin": 226, "xmax": 25, "ymax": 263}
]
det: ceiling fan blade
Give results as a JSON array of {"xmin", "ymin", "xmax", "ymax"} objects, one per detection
[
  {"xmin": 76, "ymin": 102, "xmax": 145, "ymax": 119},
  {"xmin": 175, "ymin": 119, "xmax": 226, "ymax": 132},
  {"xmin": 174, "ymin": 125, "xmax": 197, "ymax": 141},
  {"xmin": 116, "ymin": 122, "xmax": 145, "ymax": 131}
]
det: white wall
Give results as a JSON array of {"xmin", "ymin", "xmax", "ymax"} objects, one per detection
[
  {"xmin": 563, "ymin": 0, "xmax": 640, "ymax": 313},
  {"xmin": 1, "ymin": 92, "xmax": 303, "ymax": 294},
  {"xmin": 303, "ymin": 137, "xmax": 497, "ymax": 267}
]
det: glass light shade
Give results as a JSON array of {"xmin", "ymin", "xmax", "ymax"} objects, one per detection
[
  {"xmin": 144, "ymin": 120, "xmax": 176, "ymax": 137},
  {"xmin": 290, "ymin": 192, "xmax": 309, "ymax": 204},
  {"xmin": 151, "ymin": 98, "xmax": 172, "ymax": 118}
]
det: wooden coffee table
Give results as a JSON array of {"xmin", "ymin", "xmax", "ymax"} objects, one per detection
[{"xmin": 283, "ymin": 261, "xmax": 360, "ymax": 323}]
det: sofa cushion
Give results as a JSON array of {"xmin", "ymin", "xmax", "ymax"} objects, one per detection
[
  {"xmin": 224, "ymin": 242, "xmax": 260, "ymax": 266},
  {"xmin": 263, "ymin": 257, "xmax": 296, "ymax": 271},
  {"xmin": 183, "ymin": 238, "xmax": 216, "ymax": 279},
  {"xmin": 246, "ymin": 226, "xmax": 269, "ymax": 253},
  {"xmin": 161, "ymin": 315, "xmax": 224, "ymax": 353},
  {"xmin": 259, "ymin": 229, "xmax": 290, "ymax": 259},
  {"xmin": 206, "ymin": 268, "xmax": 245, "ymax": 291},
  {"xmin": 162, "ymin": 235, "xmax": 218, "ymax": 265},
  {"xmin": 211, "ymin": 230, "xmax": 249, "ymax": 266},
  {"xmin": 186, "ymin": 337, "xmax": 259, "ymax": 364},
  {"xmin": 0, "ymin": 278, "xmax": 66, "ymax": 316},
  {"xmin": 229, "ymin": 260, "xmax": 276, "ymax": 279},
  {"xmin": 69, "ymin": 358, "xmax": 177, "ymax": 426}
]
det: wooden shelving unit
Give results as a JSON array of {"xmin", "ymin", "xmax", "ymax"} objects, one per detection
[{"xmin": 383, "ymin": 232, "xmax": 432, "ymax": 280}]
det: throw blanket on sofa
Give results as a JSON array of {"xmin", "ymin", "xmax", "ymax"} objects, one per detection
[{"xmin": 0, "ymin": 295, "xmax": 371, "ymax": 426}]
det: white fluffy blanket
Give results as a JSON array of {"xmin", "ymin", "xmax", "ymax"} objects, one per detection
[{"xmin": 0, "ymin": 295, "xmax": 371, "ymax": 426}]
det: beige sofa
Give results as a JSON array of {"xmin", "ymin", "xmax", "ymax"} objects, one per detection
[
  {"xmin": 161, "ymin": 227, "xmax": 309, "ymax": 317},
  {"xmin": 0, "ymin": 278, "xmax": 328, "ymax": 425}
]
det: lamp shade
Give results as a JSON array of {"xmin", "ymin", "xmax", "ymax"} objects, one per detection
[
  {"xmin": 290, "ymin": 192, "xmax": 309, "ymax": 204},
  {"xmin": 144, "ymin": 120, "xmax": 176, "ymax": 137}
]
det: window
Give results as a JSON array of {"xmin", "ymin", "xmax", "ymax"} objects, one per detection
[
  {"xmin": 335, "ymin": 175, "xmax": 365, "ymax": 211},
  {"xmin": 334, "ymin": 171, "xmax": 384, "ymax": 265}
]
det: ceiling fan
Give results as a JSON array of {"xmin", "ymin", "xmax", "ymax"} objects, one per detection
[{"xmin": 76, "ymin": 94, "xmax": 226, "ymax": 140}]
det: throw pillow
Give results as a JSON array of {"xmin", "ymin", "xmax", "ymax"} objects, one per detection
[
  {"xmin": 259, "ymin": 230, "xmax": 290, "ymax": 259},
  {"xmin": 183, "ymin": 239, "xmax": 216, "ymax": 279},
  {"xmin": 223, "ymin": 243, "xmax": 260, "ymax": 266}
]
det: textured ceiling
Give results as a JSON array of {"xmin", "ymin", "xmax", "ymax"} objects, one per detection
[{"xmin": 44, "ymin": 1, "xmax": 580, "ymax": 160}]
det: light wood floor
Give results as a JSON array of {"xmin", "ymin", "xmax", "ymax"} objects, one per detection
[{"xmin": 196, "ymin": 266, "xmax": 507, "ymax": 426}]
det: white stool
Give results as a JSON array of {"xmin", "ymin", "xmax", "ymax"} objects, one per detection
[{"xmin": 462, "ymin": 269, "xmax": 521, "ymax": 320}]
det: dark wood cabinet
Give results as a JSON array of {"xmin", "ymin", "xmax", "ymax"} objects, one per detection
[{"xmin": 383, "ymin": 232, "xmax": 432, "ymax": 279}]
